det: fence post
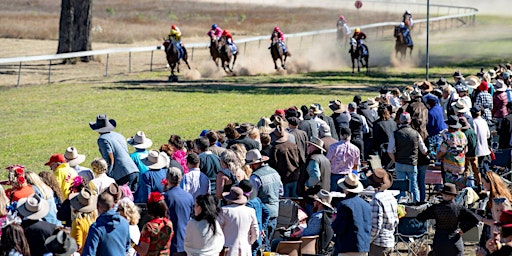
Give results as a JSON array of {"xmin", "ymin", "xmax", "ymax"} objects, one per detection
[
  {"xmin": 129, "ymin": 52, "xmax": 132, "ymax": 73},
  {"xmin": 105, "ymin": 54, "xmax": 110, "ymax": 77},
  {"xmin": 48, "ymin": 60, "xmax": 52, "ymax": 84},
  {"xmin": 191, "ymin": 47, "xmax": 194, "ymax": 61},
  {"xmin": 150, "ymin": 50, "xmax": 154, "ymax": 72},
  {"xmin": 17, "ymin": 62, "xmax": 22, "ymax": 88},
  {"xmin": 244, "ymin": 42, "xmax": 247, "ymax": 55}
]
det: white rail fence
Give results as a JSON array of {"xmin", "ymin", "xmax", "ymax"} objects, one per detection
[{"xmin": 0, "ymin": 3, "xmax": 477, "ymax": 87}]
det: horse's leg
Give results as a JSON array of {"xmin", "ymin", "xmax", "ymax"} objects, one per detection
[
  {"xmin": 351, "ymin": 56, "xmax": 355, "ymax": 74},
  {"xmin": 282, "ymin": 55, "xmax": 287, "ymax": 69},
  {"xmin": 409, "ymin": 46, "xmax": 414, "ymax": 58},
  {"xmin": 231, "ymin": 54, "xmax": 237, "ymax": 72},
  {"xmin": 274, "ymin": 58, "xmax": 279, "ymax": 70},
  {"xmin": 183, "ymin": 51, "xmax": 191, "ymax": 69}
]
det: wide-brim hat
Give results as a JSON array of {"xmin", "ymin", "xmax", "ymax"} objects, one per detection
[
  {"xmin": 142, "ymin": 150, "xmax": 168, "ymax": 170},
  {"xmin": 245, "ymin": 149, "xmax": 269, "ymax": 165},
  {"xmin": 488, "ymin": 69, "xmax": 497, "ymax": 79},
  {"xmin": 236, "ymin": 122, "xmax": 255, "ymax": 136},
  {"xmin": 440, "ymin": 183, "xmax": 457, "ymax": 196},
  {"xmin": 400, "ymin": 92, "xmax": 412, "ymax": 102},
  {"xmin": 274, "ymin": 125, "xmax": 289, "ymax": 143},
  {"xmin": 497, "ymin": 210, "xmax": 512, "ymax": 228},
  {"xmin": 17, "ymin": 194, "xmax": 50, "ymax": 220},
  {"xmin": 415, "ymin": 80, "xmax": 433, "ymax": 92},
  {"xmin": 368, "ymin": 168, "xmax": 393, "ymax": 190},
  {"xmin": 127, "ymin": 131, "xmax": 153, "ymax": 149},
  {"xmin": 337, "ymin": 173, "xmax": 364, "ymax": 193},
  {"xmin": 310, "ymin": 104, "xmax": 323, "ymax": 114},
  {"xmin": 451, "ymin": 99, "xmax": 469, "ymax": 113},
  {"xmin": 259, "ymin": 126, "xmax": 273, "ymax": 134},
  {"xmin": 311, "ymin": 189, "xmax": 334, "ymax": 210},
  {"xmin": 306, "ymin": 136, "xmax": 326, "ymax": 152},
  {"xmin": 495, "ymin": 79, "xmax": 507, "ymax": 92},
  {"xmin": 64, "ymin": 146, "xmax": 86, "ymax": 166},
  {"xmin": 45, "ymin": 230, "xmax": 78, "ymax": 256},
  {"xmin": 329, "ymin": 100, "xmax": 345, "ymax": 113},
  {"xmin": 366, "ymin": 98, "xmax": 379, "ymax": 109},
  {"xmin": 436, "ymin": 77, "xmax": 449, "ymax": 87},
  {"xmin": 409, "ymin": 87, "xmax": 422, "ymax": 98},
  {"xmin": 89, "ymin": 114, "xmax": 116, "ymax": 133},
  {"xmin": 223, "ymin": 187, "xmax": 248, "ymax": 204},
  {"xmin": 446, "ymin": 115, "xmax": 462, "ymax": 129},
  {"xmin": 466, "ymin": 75, "xmax": 481, "ymax": 89},
  {"xmin": 70, "ymin": 187, "xmax": 98, "ymax": 213}
]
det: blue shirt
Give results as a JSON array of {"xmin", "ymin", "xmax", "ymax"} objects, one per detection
[
  {"xmin": 427, "ymin": 104, "xmax": 447, "ymax": 136},
  {"xmin": 164, "ymin": 186, "xmax": 194, "ymax": 253},
  {"xmin": 82, "ymin": 209, "xmax": 130, "ymax": 256},
  {"xmin": 97, "ymin": 132, "xmax": 139, "ymax": 181},
  {"xmin": 302, "ymin": 210, "xmax": 323, "ymax": 236},
  {"xmin": 332, "ymin": 193, "xmax": 372, "ymax": 253},
  {"xmin": 180, "ymin": 168, "xmax": 211, "ymax": 200},
  {"xmin": 246, "ymin": 197, "xmax": 271, "ymax": 241},
  {"xmin": 134, "ymin": 168, "xmax": 167, "ymax": 203},
  {"xmin": 130, "ymin": 149, "xmax": 149, "ymax": 177}
]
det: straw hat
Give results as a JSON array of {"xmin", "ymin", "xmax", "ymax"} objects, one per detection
[
  {"xmin": 312, "ymin": 189, "xmax": 334, "ymax": 210},
  {"xmin": 466, "ymin": 75, "xmax": 481, "ymax": 89},
  {"xmin": 127, "ymin": 131, "xmax": 153, "ymax": 149},
  {"xmin": 142, "ymin": 150, "xmax": 168, "ymax": 170},
  {"xmin": 337, "ymin": 173, "xmax": 364, "ymax": 193},
  {"xmin": 70, "ymin": 187, "xmax": 98, "ymax": 213},
  {"xmin": 306, "ymin": 136, "xmax": 326, "ymax": 153},
  {"xmin": 64, "ymin": 147, "xmax": 86, "ymax": 167},
  {"xmin": 451, "ymin": 98, "xmax": 470, "ymax": 113}
]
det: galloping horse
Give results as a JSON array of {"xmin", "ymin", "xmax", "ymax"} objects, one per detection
[
  {"xmin": 270, "ymin": 31, "xmax": 290, "ymax": 70},
  {"xmin": 349, "ymin": 38, "xmax": 369, "ymax": 74},
  {"xmin": 394, "ymin": 26, "xmax": 413, "ymax": 59},
  {"xmin": 209, "ymin": 37, "xmax": 221, "ymax": 67},
  {"xmin": 218, "ymin": 35, "xmax": 237, "ymax": 72},
  {"xmin": 163, "ymin": 40, "xmax": 191, "ymax": 82}
]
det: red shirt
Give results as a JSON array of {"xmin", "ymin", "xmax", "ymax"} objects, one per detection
[{"xmin": 6, "ymin": 184, "xmax": 34, "ymax": 202}]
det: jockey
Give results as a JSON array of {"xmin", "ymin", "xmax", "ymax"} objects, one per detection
[
  {"xmin": 270, "ymin": 26, "xmax": 288, "ymax": 54},
  {"xmin": 402, "ymin": 10, "xmax": 414, "ymax": 29},
  {"xmin": 399, "ymin": 22, "xmax": 413, "ymax": 46},
  {"xmin": 336, "ymin": 15, "xmax": 352, "ymax": 35},
  {"xmin": 207, "ymin": 23, "xmax": 223, "ymax": 40},
  {"xmin": 167, "ymin": 24, "xmax": 185, "ymax": 58},
  {"xmin": 221, "ymin": 29, "xmax": 237, "ymax": 55},
  {"xmin": 351, "ymin": 27, "xmax": 368, "ymax": 55}
]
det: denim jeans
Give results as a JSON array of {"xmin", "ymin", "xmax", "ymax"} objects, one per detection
[
  {"xmin": 265, "ymin": 217, "xmax": 278, "ymax": 251},
  {"xmin": 330, "ymin": 173, "xmax": 346, "ymax": 192},
  {"xmin": 283, "ymin": 181, "xmax": 298, "ymax": 197},
  {"xmin": 395, "ymin": 162, "xmax": 419, "ymax": 203},
  {"xmin": 417, "ymin": 165, "xmax": 428, "ymax": 202}
]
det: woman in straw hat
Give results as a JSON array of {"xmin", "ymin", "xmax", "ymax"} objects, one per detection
[
  {"xmin": 134, "ymin": 150, "xmax": 169, "ymax": 203},
  {"xmin": 70, "ymin": 187, "xmax": 98, "ymax": 254},
  {"xmin": 25, "ymin": 171, "xmax": 60, "ymax": 226}
]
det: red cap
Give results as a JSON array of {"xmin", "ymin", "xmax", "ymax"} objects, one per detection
[
  {"xmin": 275, "ymin": 109, "xmax": 285, "ymax": 117},
  {"xmin": 45, "ymin": 154, "xmax": 67, "ymax": 166},
  {"xmin": 148, "ymin": 192, "xmax": 164, "ymax": 203},
  {"xmin": 478, "ymin": 80, "xmax": 489, "ymax": 92}
]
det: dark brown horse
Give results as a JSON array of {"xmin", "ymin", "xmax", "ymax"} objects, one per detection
[
  {"xmin": 394, "ymin": 26, "xmax": 413, "ymax": 59},
  {"xmin": 209, "ymin": 37, "xmax": 221, "ymax": 67},
  {"xmin": 218, "ymin": 35, "xmax": 237, "ymax": 72},
  {"xmin": 163, "ymin": 40, "xmax": 191, "ymax": 82},
  {"xmin": 270, "ymin": 31, "xmax": 290, "ymax": 70},
  {"xmin": 349, "ymin": 38, "xmax": 369, "ymax": 74}
]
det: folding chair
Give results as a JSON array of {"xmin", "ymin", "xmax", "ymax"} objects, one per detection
[
  {"xmin": 425, "ymin": 169, "xmax": 443, "ymax": 201},
  {"xmin": 300, "ymin": 235, "xmax": 318, "ymax": 255},
  {"xmin": 394, "ymin": 203, "xmax": 430, "ymax": 256},
  {"xmin": 491, "ymin": 148, "xmax": 512, "ymax": 185},
  {"xmin": 274, "ymin": 199, "xmax": 300, "ymax": 239},
  {"xmin": 275, "ymin": 240, "xmax": 302, "ymax": 256}
]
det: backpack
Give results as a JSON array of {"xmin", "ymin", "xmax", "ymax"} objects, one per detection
[{"xmin": 318, "ymin": 210, "xmax": 335, "ymax": 255}]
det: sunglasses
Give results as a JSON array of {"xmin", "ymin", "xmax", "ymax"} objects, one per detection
[{"xmin": 494, "ymin": 198, "xmax": 507, "ymax": 204}]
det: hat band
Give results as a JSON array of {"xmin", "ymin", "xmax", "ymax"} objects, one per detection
[{"xmin": 343, "ymin": 180, "xmax": 358, "ymax": 189}]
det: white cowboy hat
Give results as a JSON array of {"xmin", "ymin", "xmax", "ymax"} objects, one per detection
[
  {"xmin": 142, "ymin": 150, "xmax": 168, "ymax": 170},
  {"xmin": 17, "ymin": 194, "xmax": 50, "ymax": 220},
  {"xmin": 245, "ymin": 149, "xmax": 269, "ymax": 165},
  {"xmin": 337, "ymin": 173, "xmax": 364, "ymax": 193},
  {"xmin": 64, "ymin": 146, "xmax": 86, "ymax": 167},
  {"xmin": 451, "ymin": 98, "xmax": 469, "ymax": 113},
  {"xmin": 127, "ymin": 131, "xmax": 153, "ymax": 149},
  {"xmin": 366, "ymin": 98, "xmax": 379, "ymax": 109},
  {"xmin": 495, "ymin": 79, "xmax": 507, "ymax": 92},
  {"xmin": 311, "ymin": 189, "xmax": 334, "ymax": 210},
  {"xmin": 466, "ymin": 75, "xmax": 481, "ymax": 89}
]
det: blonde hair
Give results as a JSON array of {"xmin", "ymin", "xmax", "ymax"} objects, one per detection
[
  {"xmin": 0, "ymin": 185, "xmax": 9, "ymax": 216},
  {"xmin": 25, "ymin": 171, "xmax": 54, "ymax": 200},
  {"xmin": 91, "ymin": 158, "xmax": 108, "ymax": 175},
  {"xmin": 220, "ymin": 149, "xmax": 242, "ymax": 176},
  {"xmin": 230, "ymin": 144, "xmax": 252, "ymax": 177},
  {"xmin": 118, "ymin": 198, "xmax": 141, "ymax": 225}
]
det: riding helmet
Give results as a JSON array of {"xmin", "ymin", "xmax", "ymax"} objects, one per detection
[
  {"xmin": 355, "ymin": 27, "xmax": 360, "ymax": 33},
  {"xmin": 171, "ymin": 24, "xmax": 177, "ymax": 30},
  {"xmin": 274, "ymin": 26, "xmax": 280, "ymax": 32},
  {"xmin": 339, "ymin": 15, "xmax": 345, "ymax": 20},
  {"xmin": 211, "ymin": 24, "xmax": 218, "ymax": 29}
]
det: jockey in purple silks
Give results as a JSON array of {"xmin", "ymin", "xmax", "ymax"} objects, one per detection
[
  {"xmin": 269, "ymin": 26, "xmax": 288, "ymax": 54},
  {"xmin": 207, "ymin": 23, "xmax": 223, "ymax": 40}
]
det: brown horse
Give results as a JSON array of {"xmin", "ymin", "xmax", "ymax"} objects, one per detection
[
  {"xmin": 163, "ymin": 40, "xmax": 191, "ymax": 82},
  {"xmin": 270, "ymin": 31, "xmax": 290, "ymax": 70},
  {"xmin": 218, "ymin": 36, "xmax": 237, "ymax": 72},
  {"xmin": 349, "ymin": 38, "xmax": 369, "ymax": 74},
  {"xmin": 209, "ymin": 37, "xmax": 221, "ymax": 67},
  {"xmin": 394, "ymin": 25, "xmax": 413, "ymax": 59}
]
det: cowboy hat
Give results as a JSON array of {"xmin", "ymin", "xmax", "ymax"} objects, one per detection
[
  {"xmin": 306, "ymin": 136, "xmax": 326, "ymax": 153},
  {"xmin": 274, "ymin": 125, "xmax": 289, "ymax": 143},
  {"xmin": 451, "ymin": 98, "xmax": 470, "ymax": 113},
  {"xmin": 70, "ymin": 187, "xmax": 98, "ymax": 213},
  {"xmin": 329, "ymin": 100, "xmax": 346, "ymax": 114},
  {"xmin": 310, "ymin": 104, "xmax": 323, "ymax": 115},
  {"xmin": 142, "ymin": 150, "xmax": 168, "ymax": 170},
  {"xmin": 440, "ymin": 183, "xmax": 457, "ymax": 196},
  {"xmin": 64, "ymin": 147, "xmax": 86, "ymax": 167},
  {"xmin": 106, "ymin": 183, "xmax": 123, "ymax": 202},
  {"xmin": 44, "ymin": 230, "xmax": 78, "ymax": 256},
  {"xmin": 409, "ymin": 87, "xmax": 422, "ymax": 98},
  {"xmin": 453, "ymin": 71, "xmax": 464, "ymax": 79},
  {"xmin": 259, "ymin": 126, "xmax": 273, "ymax": 134},
  {"xmin": 495, "ymin": 79, "xmax": 508, "ymax": 92},
  {"xmin": 311, "ymin": 189, "xmax": 334, "ymax": 210},
  {"xmin": 127, "ymin": 131, "xmax": 153, "ymax": 149},
  {"xmin": 446, "ymin": 115, "xmax": 462, "ymax": 129},
  {"xmin": 236, "ymin": 123, "xmax": 255, "ymax": 136},
  {"xmin": 488, "ymin": 69, "xmax": 497, "ymax": 79},
  {"xmin": 415, "ymin": 80, "xmax": 433, "ymax": 92},
  {"xmin": 400, "ymin": 92, "xmax": 411, "ymax": 102},
  {"xmin": 366, "ymin": 98, "xmax": 379, "ymax": 109},
  {"xmin": 338, "ymin": 173, "xmax": 364, "ymax": 193},
  {"xmin": 245, "ymin": 149, "xmax": 269, "ymax": 165},
  {"xmin": 89, "ymin": 114, "xmax": 116, "ymax": 133},
  {"xmin": 368, "ymin": 168, "xmax": 393, "ymax": 190},
  {"xmin": 223, "ymin": 186, "xmax": 248, "ymax": 204},
  {"xmin": 17, "ymin": 194, "xmax": 50, "ymax": 220},
  {"xmin": 466, "ymin": 75, "xmax": 481, "ymax": 89},
  {"xmin": 436, "ymin": 77, "xmax": 449, "ymax": 87}
]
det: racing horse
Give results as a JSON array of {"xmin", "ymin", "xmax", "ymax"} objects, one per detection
[
  {"xmin": 209, "ymin": 37, "xmax": 221, "ymax": 67},
  {"xmin": 394, "ymin": 25, "xmax": 414, "ymax": 59},
  {"xmin": 270, "ymin": 31, "xmax": 290, "ymax": 70},
  {"xmin": 218, "ymin": 35, "xmax": 237, "ymax": 72},
  {"xmin": 349, "ymin": 38, "xmax": 369, "ymax": 74},
  {"xmin": 164, "ymin": 40, "xmax": 191, "ymax": 82}
]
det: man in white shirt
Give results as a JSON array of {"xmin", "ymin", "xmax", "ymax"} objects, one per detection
[{"xmin": 180, "ymin": 153, "xmax": 211, "ymax": 200}]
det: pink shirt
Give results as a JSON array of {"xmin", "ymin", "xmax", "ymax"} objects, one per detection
[
  {"xmin": 326, "ymin": 140, "xmax": 361, "ymax": 175},
  {"xmin": 207, "ymin": 27, "xmax": 223, "ymax": 39}
]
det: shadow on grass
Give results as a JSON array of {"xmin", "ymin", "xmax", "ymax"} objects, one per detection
[{"xmin": 102, "ymin": 70, "xmax": 420, "ymax": 95}]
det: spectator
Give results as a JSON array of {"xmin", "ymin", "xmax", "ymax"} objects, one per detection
[
  {"xmin": 246, "ymin": 149, "xmax": 282, "ymax": 252},
  {"xmin": 319, "ymin": 122, "xmax": 338, "ymax": 152},
  {"xmin": 406, "ymin": 88, "xmax": 428, "ymax": 140},
  {"xmin": 492, "ymin": 79, "xmax": 509, "ymax": 125},
  {"xmin": 459, "ymin": 116, "xmax": 478, "ymax": 189},
  {"xmin": 44, "ymin": 154, "xmax": 77, "ymax": 199},
  {"xmin": 372, "ymin": 106, "xmax": 397, "ymax": 166},
  {"xmin": 5, "ymin": 165, "xmax": 34, "ymax": 203},
  {"xmin": 134, "ymin": 150, "xmax": 168, "ymax": 203},
  {"xmin": 329, "ymin": 100, "xmax": 350, "ymax": 139},
  {"xmin": 39, "ymin": 171, "xmax": 64, "ymax": 210},
  {"xmin": 0, "ymin": 222, "xmax": 31, "ymax": 256},
  {"xmin": 347, "ymin": 102, "xmax": 365, "ymax": 160},
  {"xmin": 44, "ymin": 230, "xmax": 78, "ymax": 256},
  {"xmin": 227, "ymin": 123, "xmax": 260, "ymax": 151},
  {"xmin": 471, "ymin": 106, "xmax": 491, "ymax": 188},
  {"xmin": 484, "ymin": 210, "xmax": 512, "ymax": 255},
  {"xmin": 216, "ymin": 150, "xmax": 248, "ymax": 200},
  {"xmin": 64, "ymin": 146, "xmax": 94, "ymax": 183},
  {"xmin": 163, "ymin": 167, "xmax": 194, "ymax": 256},
  {"xmin": 89, "ymin": 158, "xmax": 116, "ymax": 194},
  {"xmin": 437, "ymin": 115, "xmax": 469, "ymax": 188},
  {"xmin": 194, "ymin": 137, "xmax": 222, "ymax": 181},
  {"xmin": 417, "ymin": 183, "xmax": 479, "ymax": 256},
  {"xmin": 168, "ymin": 134, "xmax": 189, "ymax": 174},
  {"xmin": 218, "ymin": 187, "xmax": 259, "ymax": 256},
  {"xmin": 184, "ymin": 194, "xmax": 225, "ymax": 256},
  {"xmin": 127, "ymin": 131, "xmax": 153, "ymax": 183},
  {"xmin": 497, "ymin": 102, "xmax": 512, "ymax": 149},
  {"xmin": 70, "ymin": 187, "xmax": 98, "ymax": 253},
  {"xmin": 82, "ymin": 191, "xmax": 131, "ymax": 255},
  {"xmin": 301, "ymin": 136, "xmax": 331, "ymax": 199},
  {"xmin": 475, "ymin": 80, "xmax": 494, "ymax": 124},
  {"xmin": 117, "ymin": 198, "xmax": 141, "ymax": 256},
  {"xmin": 135, "ymin": 192, "xmax": 174, "ymax": 256},
  {"xmin": 332, "ymin": 173, "xmax": 371, "ymax": 255},
  {"xmin": 24, "ymin": 171, "xmax": 60, "ymax": 225},
  {"xmin": 368, "ymin": 168, "xmax": 398, "ymax": 255},
  {"xmin": 206, "ymin": 130, "xmax": 227, "ymax": 157},
  {"xmin": 181, "ymin": 152, "xmax": 211, "ymax": 200},
  {"xmin": 89, "ymin": 114, "xmax": 139, "ymax": 191},
  {"xmin": 159, "ymin": 143, "xmax": 185, "ymax": 173},
  {"xmin": 287, "ymin": 116, "xmax": 308, "ymax": 164},
  {"xmin": 327, "ymin": 127, "xmax": 360, "ymax": 192},
  {"xmin": 0, "ymin": 184, "xmax": 8, "ymax": 237}
]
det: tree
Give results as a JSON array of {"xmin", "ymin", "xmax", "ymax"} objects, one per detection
[{"xmin": 57, "ymin": 0, "xmax": 93, "ymax": 62}]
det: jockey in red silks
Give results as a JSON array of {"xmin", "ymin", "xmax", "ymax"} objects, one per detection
[
  {"xmin": 207, "ymin": 23, "xmax": 223, "ymax": 40},
  {"xmin": 221, "ymin": 29, "xmax": 238, "ymax": 54},
  {"xmin": 270, "ymin": 26, "xmax": 288, "ymax": 54},
  {"xmin": 351, "ymin": 28, "xmax": 368, "ymax": 55}
]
